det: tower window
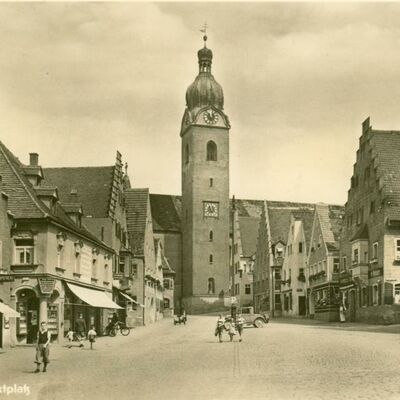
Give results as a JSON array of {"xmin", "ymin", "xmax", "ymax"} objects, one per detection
[
  {"xmin": 209, "ymin": 230, "xmax": 213, "ymax": 242},
  {"xmin": 209, "ymin": 254, "xmax": 213, "ymax": 264},
  {"xmin": 209, "ymin": 178, "xmax": 213, "ymax": 187},
  {"xmin": 206, "ymin": 141, "xmax": 217, "ymax": 161},
  {"xmin": 185, "ymin": 144, "xmax": 189, "ymax": 165},
  {"xmin": 208, "ymin": 278, "xmax": 215, "ymax": 294}
]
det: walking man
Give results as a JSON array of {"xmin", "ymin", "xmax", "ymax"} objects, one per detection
[
  {"xmin": 75, "ymin": 313, "xmax": 87, "ymax": 347},
  {"xmin": 215, "ymin": 314, "xmax": 225, "ymax": 343},
  {"xmin": 34, "ymin": 321, "xmax": 51, "ymax": 373}
]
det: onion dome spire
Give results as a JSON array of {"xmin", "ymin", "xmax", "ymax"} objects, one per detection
[{"xmin": 185, "ymin": 28, "xmax": 224, "ymax": 112}]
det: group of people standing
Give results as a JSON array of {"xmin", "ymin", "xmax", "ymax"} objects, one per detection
[{"xmin": 215, "ymin": 314, "xmax": 245, "ymax": 343}]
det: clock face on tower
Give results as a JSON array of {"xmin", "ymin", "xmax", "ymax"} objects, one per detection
[
  {"xmin": 203, "ymin": 201, "xmax": 219, "ymax": 218},
  {"xmin": 203, "ymin": 109, "xmax": 219, "ymax": 125}
]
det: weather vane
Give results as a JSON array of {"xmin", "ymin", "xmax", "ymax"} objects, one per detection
[{"xmin": 200, "ymin": 22, "xmax": 208, "ymax": 45}]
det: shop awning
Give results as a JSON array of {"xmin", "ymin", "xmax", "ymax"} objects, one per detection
[
  {"xmin": 116, "ymin": 289, "xmax": 145, "ymax": 308},
  {"xmin": 66, "ymin": 283, "xmax": 122, "ymax": 309},
  {"xmin": 0, "ymin": 302, "xmax": 20, "ymax": 317}
]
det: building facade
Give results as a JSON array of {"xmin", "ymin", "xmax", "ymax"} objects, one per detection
[
  {"xmin": 307, "ymin": 204, "xmax": 344, "ymax": 321},
  {"xmin": 281, "ymin": 210, "xmax": 314, "ymax": 317},
  {"xmin": 0, "ymin": 143, "xmax": 121, "ymax": 347},
  {"xmin": 339, "ymin": 118, "xmax": 400, "ymax": 324}
]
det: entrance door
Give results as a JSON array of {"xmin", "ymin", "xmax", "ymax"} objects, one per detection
[
  {"xmin": 349, "ymin": 290, "xmax": 356, "ymax": 322},
  {"xmin": 26, "ymin": 297, "xmax": 39, "ymax": 344},
  {"xmin": 298, "ymin": 296, "xmax": 306, "ymax": 316}
]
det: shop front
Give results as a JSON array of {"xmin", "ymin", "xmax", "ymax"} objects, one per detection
[
  {"xmin": 0, "ymin": 301, "xmax": 20, "ymax": 348},
  {"xmin": 64, "ymin": 282, "xmax": 122, "ymax": 336}
]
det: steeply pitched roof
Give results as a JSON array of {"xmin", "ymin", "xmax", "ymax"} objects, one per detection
[
  {"xmin": 125, "ymin": 188, "xmax": 149, "ymax": 255},
  {"xmin": 292, "ymin": 208, "xmax": 315, "ymax": 249},
  {"xmin": 233, "ymin": 199, "xmax": 263, "ymax": 218},
  {"xmin": 267, "ymin": 201, "xmax": 315, "ymax": 245},
  {"xmin": 0, "ymin": 141, "xmax": 112, "ymax": 250},
  {"xmin": 149, "ymin": 194, "xmax": 181, "ymax": 232},
  {"xmin": 315, "ymin": 203, "xmax": 344, "ymax": 251},
  {"xmin": 43, "ymin": 166, "xmax": 114, "ymax": 218},
  {"xmin": 351, "ymin": 223, "xmax": 369, "ymax": 242},
  {"xmin": 238, "ymin": 216, "xmax": 260, "ymax": 257}
]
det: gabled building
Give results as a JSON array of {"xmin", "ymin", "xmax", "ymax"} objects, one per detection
[
  {"xmin": 307, "ymin": 203, "xmax": 344, "ymax": 321},
  {"xmin": 125, "ymin": 188, "xmax": 163, "ymax": 325},
  {"xmin": 340, "ymin": 118, "xmax": 400, "ymax": 324},
  {"xmin": 281, "ymin": 209, "xmax": 314, "ymax": 317},
  {"xmin": 0, "ymin": 142, "xmax": 120, "ymax": 346},
  {"xmin": 253, "ymin": 201, "xmax": 314, "ymax": 315}
]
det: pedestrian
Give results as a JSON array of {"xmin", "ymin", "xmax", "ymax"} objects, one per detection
[
  {"xmin": 215, "ymin": 314, "xmax": 225, "ymax": 343},
  {"xmin": 88, "ymin": 325, "xmax": 97, "ymax": 350},
  {"xmin": 225, "ymin": 317, "xmax": 236, "ymax": 342},
  {"xmin": 34, "ymin": 321, "xmax": 51, "ymax": 373},
  {"xmin": 66, "ymin": 327, "xmax": 74, "ymax": 348},
  {"xmin": 339, "ymin": 303, "xmax": 346, "ymax": 323},
  {"xmin": 75, "ymin": 313, "xmax": 87, "ymax": 347},
  {"xmin": 236, "ymin": 314, "xmax": 245, "ymax": 342}
]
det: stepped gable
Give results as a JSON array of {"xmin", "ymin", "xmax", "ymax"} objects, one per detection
[
  {"xmin": 125, "ymin": 188, "xmax": 149, "ymax": 256},
  {"xmin": 149, "ymin": 194, "xmax": 181, "ymax": 233},
  {"xmin": 238, "ymin": 216, "xmax": 260, "ymax": 258},
  {"xmin": 44, "ymin": 166, "xmax": 114, "ymax": 218},
  {"xmin": 267, "ymin": 200, "xmax": 315, "ymax": 244},
  {"xmin": 0, "ymin": 141, "xmax": 112, "ymax": 249}
]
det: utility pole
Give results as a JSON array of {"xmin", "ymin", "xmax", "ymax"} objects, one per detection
[{"xmin": 230, "ymin": 195, "xmax": 237, "ymax": 319}]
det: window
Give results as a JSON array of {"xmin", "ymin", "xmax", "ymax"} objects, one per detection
[
  {"xmin": 119, "ymin": 256, "xmax": 125, "ymax": 274},
  {"xmin": 370, "ymin": 200, "xmax": 375, "ymax": 215},
  {"xmin": 318, "ymin": 235, "xmax": 322, "ymax": 248},
  {"xmin": 372, "ymin": 242, "xmax": 378, "ymax": 260},
  {"xmin": 185, "ymin": 144, "xmax": 189, "ymax": 164},
  {"xmin": 395, "ymin": 239, "xmax": 400, "ymax": 261},
  {"xmin": 15, "ymin": 239, "xmax": 34, "ymax": 264},
  {"xmin": 209, "ymin": 178, "xmax": 213, "ymax": 187},
  {"xmin": 164, "ymin": 279, "xmax": 173, "ymax": 290},
  {"xmin": 298, "ymin": 242, "xmax": 303, "ymax": 253},
  {"xmin": 92, "ymin": 258, "xmax": 97, "ymax": 278},
  {"xmin": 206, "ymin": 141, "xmax": 217, "ymax": 161},
  {"xmin": 209, "ymin": 254, "xmax": 213, "ymax": 264},
  {"xmin": 353, "ymin": 248, "xmax": 359, "ymax": 264},
  {"xmin": 208, "ymin": 278, "xmax": 215, "ymax": 294},
  {"xmin": 343, "ymin": 256, "xmax": 347, "ymax": 270},
  {"xmin": 333, "ymin": 258, "xmax": 340, "ymax": 273},
  {"xmin": 209, "ymin": 230, "xmax": 213, "ymax": 242},
  {"xmin": 235, "ymin": 283, "xmax": 240, "ymax": 295},
  {"xmin": 245, "ymin": 284, "xmax": 251, "ymax": 295}
]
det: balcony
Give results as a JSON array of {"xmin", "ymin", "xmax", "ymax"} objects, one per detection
[{"xmin": 309, "ymin": 271, "xmax": 326, "ymax": 283}]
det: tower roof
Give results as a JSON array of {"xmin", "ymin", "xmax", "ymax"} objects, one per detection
[{"xmin": 185, "ymin": 37, "xmax": 224, "ymax": 112}]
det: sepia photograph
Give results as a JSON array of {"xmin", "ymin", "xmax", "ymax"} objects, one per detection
[{"xmin": 1, "ymin": 1, "xmax": 400, "ymax": 399}]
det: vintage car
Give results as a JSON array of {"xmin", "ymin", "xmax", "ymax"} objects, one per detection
[{"xmin": 239, "ymin": 306, "xmax": 269, "ymax": 328}]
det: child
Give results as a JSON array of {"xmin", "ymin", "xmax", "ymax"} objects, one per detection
[
  {"xmin": 66, "ymin": 328, "xmax": 74, "ymax": 348},
  {"xmin": 87, "ymin": 325, "xmax": 97, "ymax": 350}
]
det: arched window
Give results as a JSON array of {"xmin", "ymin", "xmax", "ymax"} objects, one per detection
[
  {"xmin": 206, "ymin": 141, "xmax": 217, "ymax": 161},
  {"xmin": 209, "ymin": 254, "xmax": 213, "ymax": 263},
  {"xmin": 208, "ymin": 278, "xmax": 215, "ymax": 294},
  {"xmin": 209, "ymin": 230, "xmax": 213, "ymax": 242},
  {"xmin": 185, "ymin": 144, "xmax": 189, "ymax": 164}
]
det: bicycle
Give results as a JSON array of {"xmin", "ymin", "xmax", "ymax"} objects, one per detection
[{"xmin": 104, "ymin": 322, "xmax": 131, "ymax": 337}]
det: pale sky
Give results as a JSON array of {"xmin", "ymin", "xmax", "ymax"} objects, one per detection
[{"xmin": 1, "ymin": 2, "xmax": 400, "ymax": 205}]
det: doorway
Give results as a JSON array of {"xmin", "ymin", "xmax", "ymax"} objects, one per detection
[
  {"xmin": 298, "ymin": 296, "xmax": 306, "ymax": 316},
  {"xmin": 17, "ymin": 289, "xmax": 39, "ymax": 344},
  {"xmin": 349, "ymin": 290, "xmax": 356, "ymax": 322}
]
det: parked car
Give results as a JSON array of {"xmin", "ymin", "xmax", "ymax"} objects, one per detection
[{"xmin": 239, "ymin": 306, "xmax": 269, "ymax": 328}]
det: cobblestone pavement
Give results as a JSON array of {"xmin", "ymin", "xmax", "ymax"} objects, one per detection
[{"xmin": 1, "ymin": 317, "xmax": 400, "ymax": 400}]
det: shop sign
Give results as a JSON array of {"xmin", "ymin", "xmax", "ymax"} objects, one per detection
[
  {"xmin": 0, "ymin": 275, "xmax": 14, "ymax": 282},
  {"xmin": 38, "ymin": 278, "xmax": 56, "ymax": 294}
]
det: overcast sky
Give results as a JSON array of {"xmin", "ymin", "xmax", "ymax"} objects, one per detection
[{"xmin": 1, "ymin": 2, "xmax": 400, "ymax": 205}]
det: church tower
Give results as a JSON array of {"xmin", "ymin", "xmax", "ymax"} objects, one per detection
[{"xmin": 181, "ymin": 35, "xmax": 230, "ymax": 313}]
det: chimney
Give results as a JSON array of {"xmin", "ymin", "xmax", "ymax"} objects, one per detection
[{"xmin": 29, "ymin": 153, "xmax": 39, "ymax": 166}]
